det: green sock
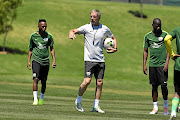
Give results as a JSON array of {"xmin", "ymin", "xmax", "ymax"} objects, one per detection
[{"xmin": 171, "ymin": 97, "xmax": 179, "ymax": 114}]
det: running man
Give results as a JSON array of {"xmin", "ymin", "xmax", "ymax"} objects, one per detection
[
  {"xmin": 69, "ymin": 9, "xmax": 117, "ymax": 113},
  {"xmin": 164, "ymin": 26, "xmax": 180, "ymax": 120},
  {"xmin": 143, "ymin": 18, "xmax": 170, "ymax": 115},
  {"xmin": 27, "ymin": 19, "xmax": 56, "ymax": 105}
]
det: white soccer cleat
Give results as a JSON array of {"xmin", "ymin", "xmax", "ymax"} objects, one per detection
[
  {"xmin": 170, "ymin": 115, "xmax": 176, "ymax": 120},
  {"xmin": 75, "ymin": 99, "xmax": 84, "ymax": 112},
  {"xmin": 92, "ymin": 106, "xmax": 105, "ymax": 113},
  {"xmin": 149, "ymin": 108, "xmax": 158, "ymax": 114},
  {"xmin": 33, "ymin": 100, "xmax": 38, "ymax": 105},
  {"xmin": 164, "ymin": 107, "xmax": 169, "ymax": 115}
]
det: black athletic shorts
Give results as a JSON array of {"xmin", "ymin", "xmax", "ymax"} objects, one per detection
[
  {"xmin": 32, "ymin": 60, "xmax": 49, "ymax": 81},
  {"xmin": 84, "ymin": 61, "xmax": 105, "ymax": 79},
  {"xmin": 149, "ymin": 66, "xmax": 168, "ymax": 86},
  {"xmin": 174, "ymin": 69, "xmax": 180, "ymax": 92}
]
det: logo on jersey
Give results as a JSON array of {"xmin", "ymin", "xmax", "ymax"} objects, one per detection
[
  {"xmin": 158, "ymin": 37, "xmax": 163, "ymax": 41},
  {"xmin": 38, "ymin": 42, "xmax": 46, "ymax": 49},
  {"xmin": 43, "ymin": 38, "xmax": 48, "ymax": 41},
  {"xmin": 152, "ymin": 42, "xmax": 162, "ymax": 48}
]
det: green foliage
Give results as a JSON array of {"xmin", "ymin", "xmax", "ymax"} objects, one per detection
[{"xmin": 0, "ymin": 0, "xmax": 22, "ymax": 33}]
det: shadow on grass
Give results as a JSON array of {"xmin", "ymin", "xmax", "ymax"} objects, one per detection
[
  {"xmin": 128, "ymin": 10, "xmax": 147, "ymax": 19},
  {"xmin": 0, "ymin": 46, "xmax": 27, "ymax": 55}
]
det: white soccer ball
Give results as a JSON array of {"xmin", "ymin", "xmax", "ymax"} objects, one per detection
[{"xmin": 103, "ymin": 38, "xmax": 115, "ymax": 49}]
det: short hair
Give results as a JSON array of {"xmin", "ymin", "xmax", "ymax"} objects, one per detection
[
  {"xmin": 91, "ymin": 9, "xmax": 101, "ymax": 18},
  {"xmin": 153, "ymin": 18, "xmax": 161, "ymax": 24},
  {"xmin": 38, "ymin": 19, "xmax": 46, "ymax": 25}
]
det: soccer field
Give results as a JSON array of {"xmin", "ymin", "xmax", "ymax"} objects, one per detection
[{"xmin": 0, "ymin": 0, "xmax": 180, "ymax": 119}]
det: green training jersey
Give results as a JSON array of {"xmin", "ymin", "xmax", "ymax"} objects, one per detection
[
  {"xmin": 29, "ymin": 31, "xmax": 54, "ymax": 65},
  {"xmin": 170, "ymin": 27, "xmax": 180, "ymax": 71},
  {"xmin": 143, "ymin": 30, "xmax": 168, "ymax": 67}
]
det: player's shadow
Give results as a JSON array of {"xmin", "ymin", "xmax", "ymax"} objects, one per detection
[
  {"xmin": 128, "ymin": 10, "xmax": 147, "ymax": 18},
  {"xmin": 0, "ymin": 46, "xmax": 27, "ymax": 54}
]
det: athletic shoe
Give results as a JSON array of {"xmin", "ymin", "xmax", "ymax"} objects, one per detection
[
  {"xmin": 164, "ymin": 107, "xmax": 169, "ymax": 115},
  {"xmin": 38, "ymin": 99, "xmax": 44, "ymax": 105},
  {"xmin": 92, "ymin": 106, "xmax": 105, "ymax": 113},
  {"xmin": 75, "ymin": 99, "xmax": 84, "ymax": 112},
  {"xmin": 169, "ymin": 115, "xmax": 176, "ymax": 120},
  {"xmin": 149, "ymin": 108, "xmax": 158, "ymax": 114},
  {"xmin": 33, "ymin": 100, "xmax": 38, "ymax": 105}
]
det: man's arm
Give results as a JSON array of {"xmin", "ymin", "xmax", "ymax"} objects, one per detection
[
  {"xmin": 164, "ymin": 34, "xmax": 175, "ymax": 59},
  {"xmin": 106, "ymin": 36, "xmax": 117, "ymax": 53},
  {"xmin": 69, "ymin": 29, "xmax": 79, "ymax": 40},
  {"xmin": 27, "ymin": 50, "xmax": 32, "ymax": 70},
  {"xmin": 143, "ymin": 48, "xmax": 148, "ymax": 75},
  {"xmin": 50, "ymin": 46, "xmax": 56, "ymax": 68},
  {"xmin": 163, "ymin": 52, "xmax": 170, "ymax": 72}
]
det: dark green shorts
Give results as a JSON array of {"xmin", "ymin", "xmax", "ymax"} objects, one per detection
[
  {"xmin": 149, "ymin": 66, "xmax": 168, "ymax": 86},
  {"xmin": 32, "ymin": 60, "xmax": 49, "ymax": 81}
]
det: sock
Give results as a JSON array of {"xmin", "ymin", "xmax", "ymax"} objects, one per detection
[
  {"xmin": 77, "ymin": 95, "xmax": 82, "ymax": 103},
  {"xmin": 171, "ymin": 97, "xmax": 179, "ymax": 116},
  {"xmin": 33, "ymin": 91, "xmax": 38, "ymax": 101},
  {"xmin": 153, "ymin": 101, "xmax": 158, "ymax": 110},
  {"xmin": 40, "ymin": 93, "xmax": 45, "ymax": 99},
  {"xmin": 163, "ymin": 99, "xmax": 168, "ymax": 108},
  {"xmin": 93, "ymin": 99, "xmax": 100, "ymax": 108}
]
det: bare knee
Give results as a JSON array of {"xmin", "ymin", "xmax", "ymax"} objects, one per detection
[
  {"xmin": 97, "ymin": 79, "xmax": 103, "ymax": 87},
  {"xmin": 82, "ymin": 78, "xmax": 91, "ymax": 86},
  {"xmin": 33, "ymin": 78, "xmax": 39, "ymax": 83}
]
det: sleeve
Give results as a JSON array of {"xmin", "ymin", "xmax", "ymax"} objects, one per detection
[
  {"xmin": 105, "ymin": 27, "xmax": 113, "ymax": 38},
  {"xmin": 170, "ymin": 28, "xmax": 177, "ymax": 39},
  {"xmin": 143, "ymin": 35, "xmax": 149, "ymax": 48},
  {"xmin": 28, "ymin": 35, "xmax": 33, "ymax": 50},
  {"xmin": 48, "ymin": 34, "xmax": 54, "ymax": 47},
  {"xmin": 164, "ymin": 34, "xmax": 174, "ymax": 59},
  {"xmin": 77, "ymin": 25, "xmax": 86, "ymax": 34}
]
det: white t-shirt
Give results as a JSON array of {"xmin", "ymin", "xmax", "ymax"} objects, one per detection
[{"xmin": 78, "ymin": 22, "xmax": 113, "ymax": 62}]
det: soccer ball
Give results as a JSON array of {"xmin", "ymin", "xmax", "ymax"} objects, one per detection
[{"xmin": 103, "ymin": 38, "xmax": 114, "ymax": 49}]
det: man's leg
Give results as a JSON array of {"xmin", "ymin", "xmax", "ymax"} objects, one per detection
[
  {"xmin": 92, "ymin": 78, "xmax": 105, "ymax": 113},
  {"xmin": 38, "ymin": 65, "xmax": 49, "ymax": 105},
  {"xmin": 33, "ymin": 77, "xmax": 39, "ymax": 105},
  {"xmin": 161, "ymin": 84, "xmax": 169, "ymax": 115},
  {"xmin": 150, "ymin": 85, "xmax": 158, "ymax": 114},
  {"xmin": 75, "ymin": 77, "xmax": 91, "ymax": 112}
]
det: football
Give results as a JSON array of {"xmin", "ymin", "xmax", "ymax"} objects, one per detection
[{"xmin": 103, "ymin": 38, "xmax": 115, "ymax": 49}]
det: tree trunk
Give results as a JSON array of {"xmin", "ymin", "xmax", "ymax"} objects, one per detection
[{"xmin": 3, "ymin": 18, "xmax": 14, "ymax": 51}]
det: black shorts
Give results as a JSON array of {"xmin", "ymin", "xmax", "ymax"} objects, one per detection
[
  {"xmin": 84, "ymin": 61, "xmax": 105, "ymax": 79},
  {"xmin": 149, "ymin": 66, "xmax": 168, "ymax": 86},
  {"xmin": 174, "ymin": 69, "xmax": 180, "ymax": 92},
  {"xmin": 32, "ymin": 60, "xmax": 49, "ymax": 81}
]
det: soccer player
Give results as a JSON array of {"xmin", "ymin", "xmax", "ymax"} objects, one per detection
[
  {"xmin": 164, "ymin": 26, "xmax": 180, "ymax": 120},
  {"xmin": 143, "ymin": 18, "xmax": 170, "ymax": 115},
  {"xmin": 27, "ymin": 19, "xmax": 56, "ymax": 105},
  {"xmin": 69, "ymin": 9, "xmax": 117, "ymax": 113}
]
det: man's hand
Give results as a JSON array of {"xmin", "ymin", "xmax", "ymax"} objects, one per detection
[
  {"xmin": 163, "ymin": 63, "xmax": 168, "ymax": 72},
  {"xmin": 27, "ymin": 62, "xmax": 31, "ymax": 70},
  {"xmin": 143, "ymin": 65, "xmax": 148, "ymax": 75},
  {"xmin": 69, "ymin": 30, "xmax": 76, "ymax": 40},
  {"xmin": 173, "ymin": 54, "xmax": 180, "ymax": 61},
  {"xmin": 52, "ymin": 62, "xmax": 56, "ymax": 68},
  {"xmin": 106, "ymin": 47, "xmax": 117, "ymax": 53}
]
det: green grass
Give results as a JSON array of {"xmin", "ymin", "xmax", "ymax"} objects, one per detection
[{"xmin": 0, "ymin": 0, "xmax": 180, "ymax": 119}]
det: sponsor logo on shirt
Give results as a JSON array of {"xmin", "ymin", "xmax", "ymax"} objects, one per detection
[
  {"xmin": 38, "ymin": 42, "xmax": 46, "ymax": 49},
  {"xmin": 152, "ymin": 42, "xmax": 162, "ymax": 48},
  {"xmin": 158, "ymin": 37, "xmax": 163, "ymax": 41}
]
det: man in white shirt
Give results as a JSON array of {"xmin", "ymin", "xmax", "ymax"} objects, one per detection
[{"xmin": 69, "ymin": 9, "xmax": 117, "ymax": 113}]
